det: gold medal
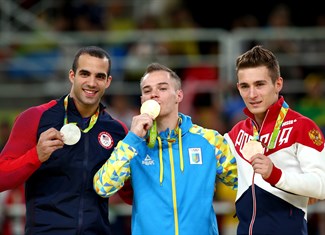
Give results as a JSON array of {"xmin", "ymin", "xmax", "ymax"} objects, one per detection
[
  {"xmin": 140, "ymin": 100, "xmax": 160, "ymax": 148},
  {"xmin": 140, "ymin": 100, "xmax": 160, "ymax": 119},
  {"xmin": 241, "ymin": 140, "xmax": 264, "ymax": 161},
  {"xmin": 60, "ymin": 123, "xmax": 81, "ymax": 145}
]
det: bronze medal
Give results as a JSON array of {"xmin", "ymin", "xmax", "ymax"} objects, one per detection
[{"xmin": 241, "ymin": 140, "xmax": 264, "ymax": 161}]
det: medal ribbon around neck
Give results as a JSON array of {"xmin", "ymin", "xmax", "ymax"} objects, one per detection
[
  {"xmin": 252, "ymin": 101, "xmax": 289, "ymax": 149},
  {"xmin": 63, "ymin": 95, "xmax": 99, "ymax": 133},
  {"xmin": 147, "ymin": 120, "xmax": 157, "ymax": 148}
]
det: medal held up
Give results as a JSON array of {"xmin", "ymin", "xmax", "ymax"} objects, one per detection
[
  {"xmin": 60, "ymin": 123, "xmax": 81, "ymax": 145},
  {"xmin": 140, "ymin": 99, "xmax": 160, "ymax": 119},
  {"xmin": 140, "ymin": 100, "xmax": 160, "ymax": 148},
  {"xmin": 241, "ymin": 140, "xmax": 264, "ymax": 162}
]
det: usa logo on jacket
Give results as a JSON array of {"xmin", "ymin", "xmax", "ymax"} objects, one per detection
[{"xmin": 98, "ymin": 131, "xmax": 114, "ymax": 149}]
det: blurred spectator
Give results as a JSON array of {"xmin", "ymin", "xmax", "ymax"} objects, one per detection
[
  {"xmin": 104, "ymin": 0, "xmax": 136, "ymax": 31},
  {"xmin": 0, "ymin": 185, "xmax": 25, "ymax": 235},
  {"xmin": 231, "ymin": 14, "xmax": 259, "ymax": 29},
  {"xmin": 5, "ymin": 15, "xmax": 60, "ymax": 82},
  {"xmin": 74, "ymin": 0, "xmax": 105, "ymax": 31},
  {"xmin": 221, "ymin": 84, "xmax": 246, "ymax": 132},
  {"xmin": 262, "ymin": 3, "xmax": 304, "ymax": 80},
  {"xmin": 294, "ymin": 72, "xmax": 325, "ymax": 134},
  {"xmin": 164, "ymin": 6, "xmax": 200, "ymax": 62},
  {"xmin": 186, "ymin": 92, "xmax": 221, "ymax": 131},
  {"xmin": 214, "ymin": 181, "xmax": 238, "ymax": 235},
  {"xmin": 105, "ymin": 94, "xmax": 138, "ymax": 129},
  {"xmin": 51, "ymin": 0, "xmax": 75, "ymax": 31},
  {"xmin": 0, "ymin": 120, "xmax": 26, "ymax": 235},
  {"xmin": 103, "ymin": 1, "xmax": 137, "ymax": 81},
  {"xmin": 231, "ymin": 14, "xmax": 260, "ymax": 51},
  {"xmin": 180, "ymin": 65, "xmax": 221, "ymax": 128},
  {"xmin": 124, "ymin": 13, "xmax": 169, "ymax": 82},
  {"xmin": 299, "ymin": 13, "xmax": 325, "ymax": 76},
  {"xmin": 102, "ymin": 94, "xmax": 136, "ymax": 235},
  {"xmin": 7, "ymin": 47, "xmax": 61, "ymax": 81},
  {"xmin": 267, "ymin": 3, "xmax": 292, "ymax": 28},
  {"xmin": 294, "ymin": 72, "xmax": 325, "ymax": 235},
  {"xmin": 181, "ymin": 62, "xmax": 219, "ymax": 82}
]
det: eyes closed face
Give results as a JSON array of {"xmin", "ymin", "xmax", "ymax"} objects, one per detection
[
  {"xmin": 237, "ymin": 66, "xmax": 282, "ymax": 124},
  {"xmin": 141, "ymin": 70, "xmax": 182, "ymax": 119}
]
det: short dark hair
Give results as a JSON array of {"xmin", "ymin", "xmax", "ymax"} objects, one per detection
[
  {"xmin": 236, "ymin": 45, "xmax": 280, "ymax": 83},
  {"xmin": 71, "ymin": 46, "xmax": 111, "ymax": 75},
  {"xmin": 140, "ymin": 62, "xmax": 182, "ymax": 90}
]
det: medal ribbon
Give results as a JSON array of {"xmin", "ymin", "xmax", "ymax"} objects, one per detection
[
  {"xmin": 147, "ymin": 117, "xmax": 181, "ymax": 148},
  {"xmin": 252, "ymin": 101, "xmax": 289, "ymax": 149},
  {"xmin": 63, "ymin": 95, "xmax": 99, "ymax": 133},
  {"xmin": 147, "ymin": 120, "xmax": 157, "ymax": 148}
]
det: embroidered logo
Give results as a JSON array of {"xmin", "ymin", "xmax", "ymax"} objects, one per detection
[
  {"xmin": 142, "ymin": 155, "xmax": 154, "ymax": 165},
  {"xmin": 282, "ymin": 119, "xmax": 297, "ymax": 127},
  {"xmin": 98, "ymin": 132, "xmax": 114, "ymax": 149},
  {"xmin": 308, "ymin": 129, "xmax": 323, "ymax": 146},
  {"xmin": 189, "ymin": 148, "xmax": 202, "ymax": 164}
]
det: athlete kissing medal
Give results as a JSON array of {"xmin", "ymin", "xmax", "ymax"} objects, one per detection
[
  {"xmin": 60, "ymin": 123, "xmax": 81, "ymax": 145},
  {"xmin": 140, "ymin": 100, "xmax": 160, "ymax": 148},
  {"xmin": 140, "ymin": 99, "xmax": 160, "ymax": 119},
  {"xmin": 241, "ymin": 140, "xmax": 264, "ymax": 161}
]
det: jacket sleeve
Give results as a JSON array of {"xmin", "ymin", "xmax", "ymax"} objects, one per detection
[
  {"xmin": 0, "ymin": 107, "xmax": 43, "ymax": 192},
  {"xmin": 265, "ymin": 118, "xmax": 325, "ymax": 200},
  {"xmin": 214, "ymin": 132, "xmax": 238, "ymax": 190},
  {"xmin": 93, "ymin": 133, "xmax": 139, "ymax": 198}
]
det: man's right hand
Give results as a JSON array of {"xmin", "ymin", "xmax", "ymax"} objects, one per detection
[
  {"xmin": 36, "ymin": 128, "xmax": 64, "ymax": 162},
  {"xmin": 130, "ymin": 114, "xmax": 154, "ymax": 138}
]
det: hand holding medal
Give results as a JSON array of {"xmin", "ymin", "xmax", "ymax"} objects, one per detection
[
  {"xmin": 140, "ymin": 100, "xmax": 160, "ymax": 148},
  {"xmin": 140, "ymin": 99, "xmax": 160, "ymax": 119},
  {"xmin": 241, "ymin": 140, "xmax": 264, "ymax": 161},
  {"xmin": 61, "ymin": 95, "xmax": 99, "ymax": 146}
]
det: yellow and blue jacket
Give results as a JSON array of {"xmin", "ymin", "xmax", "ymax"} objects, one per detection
[{"xmin": 94, "ymin": 113, "xmax": 237, "ymax": 235}]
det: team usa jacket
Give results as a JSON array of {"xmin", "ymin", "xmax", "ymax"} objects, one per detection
[
  {"xmin": 94, "ymin": 113, "xmax": 238, "ymax": 235},
  {"xmin": 0, "ymin": 95, "xmax": 129, "ymax": 235},
  {"xmin": 224, "ymin": 96, "xmax": 325, "ymax": 235}
]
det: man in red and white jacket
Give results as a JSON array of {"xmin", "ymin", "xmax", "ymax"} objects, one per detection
[{"xmin": 224, "ymin": 45, "xmax": 325, "ymax": 235}]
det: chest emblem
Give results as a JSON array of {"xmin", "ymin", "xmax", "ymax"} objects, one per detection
[
  {"xmin": 142, "ymin": 155, "xmax": 154, "ymax": 165},
  {"xmin": 98, "ymin": 131, "xmax": 114, "ymax": 149},
  {"xmin": 308, "ymin": 129, "xmax": 323, "ymax": 146},
  {"xmin": 189, "ymin": 148, "xmax": 202, "ymax": 164}
]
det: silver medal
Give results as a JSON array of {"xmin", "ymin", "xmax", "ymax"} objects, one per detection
[{"xmin": 60, "ymin": 123, "xmax": 81, "ymax": 145}]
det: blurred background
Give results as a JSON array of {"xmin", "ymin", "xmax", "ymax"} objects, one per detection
[{"xmin": 1, "ymin": 0, "xmax": 325, "ymax": 234}]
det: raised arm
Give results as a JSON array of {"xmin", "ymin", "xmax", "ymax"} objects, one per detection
[{"xmin": 94, "ymin": 137, "xmax": 137, "ymax": 198}]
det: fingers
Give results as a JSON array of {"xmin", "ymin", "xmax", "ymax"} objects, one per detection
[
  {"xmin": 37, "ymin": 128, "xmax": 64, "ymax": 162},
  {"xmin": 130, "ymin": 114, "xmax": 154, "ymax": 138},
  {"xmin": 251, "ymin": 154, "xmax": 273, "ymax": 179}
]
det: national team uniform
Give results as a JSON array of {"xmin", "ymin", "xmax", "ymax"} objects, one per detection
[
  {"xmin": 0, "ymin": 95, "xmax": 129, "ymax": 235},
  {"xmin": 224, "ymin": 96, "xmax": 325, "ymax": 235},
  {"xmin": 94, "ymin": 113, "xmax": 238, "ymax": 235}
]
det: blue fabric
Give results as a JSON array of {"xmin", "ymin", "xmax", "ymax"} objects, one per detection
[
  {"xmin": 24, "ymin": 95, "xmax": 127, "ymax": 234},
  {"xmin": 236, "ymin": 186, "xmax": 307, "ymax": 235}
]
